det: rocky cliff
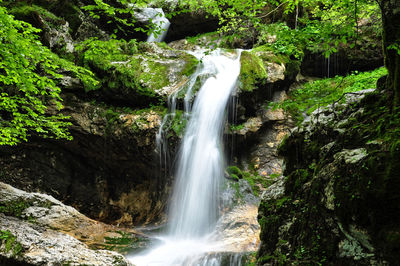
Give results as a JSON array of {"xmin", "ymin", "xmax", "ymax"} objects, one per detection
[{"xmin": 257, "ymin": 89, "xmax": 400, "ymax": 265}]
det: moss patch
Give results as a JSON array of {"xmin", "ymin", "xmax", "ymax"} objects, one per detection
[
  {"xmin": 226, "ymin": 165, "xmax": 274, "ymax": 197},
  {"xmin": 76, "ymin": 39, "xmax": 199, "ymax": 104},
  {"xmin": 239, "ymin": 51, "xmax": 268, "ymax": 92}
]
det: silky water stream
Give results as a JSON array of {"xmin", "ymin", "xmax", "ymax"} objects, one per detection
[{"xmin": 128, "ymin": 49, "xmax": 259, "ymax": 266}]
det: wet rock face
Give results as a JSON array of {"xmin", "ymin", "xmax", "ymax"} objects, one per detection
[
  {"xmin": 0, "ymin": 182, "xmax": 133, "ymax": 265},
  {"xmin": 301, "ymin": 48, "xmax": 384, "ymax": 77},
  {"xmin": 228, "ymin": 89, "xmax": 293, "ymax": 177},
  {"xmin": 257, "ymin": 90, "xmax": 400, "ymax": 265},
  {"xmin": 165, "ymin": 11, "xmax": 220, "ymax": 42}
]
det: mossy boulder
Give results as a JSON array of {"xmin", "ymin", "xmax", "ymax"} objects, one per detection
[
  {"xmin": 239, "ymin": 51, "xmax": 268, "ymax": 92},
  {"xmin": 78, "ymin": 40, "xmax": 199, "ymax": 106},
  {"xmin": 235, "ymin": 45, "xmax": 299, "ymax": 125},
  {"xmin": 239, "ymin": 45, "xmax": 299, "ymax": 93}
]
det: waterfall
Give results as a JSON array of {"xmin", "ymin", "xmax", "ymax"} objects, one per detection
[
  {"xmin": 146, "ymin": 8, "xmax": 170, "ymax": 42},
  {"xmin": 129, "ymin": 49, "xmax": 242, "ymax": 265}
]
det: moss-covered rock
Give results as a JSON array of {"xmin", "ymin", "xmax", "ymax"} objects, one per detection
[
  {"xmin": 257, "ymin": 90, "xmax": 400, "ymax": 265},
  {"xmin": 239, "ymin": 51, "xmax": 268, "ymax": 92},
  {"xmin": 77, "ymin": 40, "xmax": 199, "ymax": 106},
  {"xmin": 238, "ymin": 44, "xmax": 300, "ymax": 93}
]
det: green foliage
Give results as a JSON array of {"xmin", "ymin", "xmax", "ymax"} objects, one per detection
[
  {"xmin": 257, "ymin": 0, "xmax": 380, "ymax": 57},
  {"xmin": 181, "ymin": 0, "xmax": 276, "ymax": 35},
  {"xmin": 270, "ymin": 67, "xmax": 388, "ymax": 124},
  {"xmin": 0, "ymin": 5, "xmax": 98, "ymax": 145},
  {"xmin": 257, "ymin": 23, "xmax": 306, "ymax": 59},
  {"xmin": 80, "ymin": 0, "xmax": 380, "ymax": 61},
  {"xmin": 0, "ymin": 230, "xmax": 22, "ymax": 256},
  {"xmin": 82, "ymin": 0, "xmax": 162, "ymax": 39}
]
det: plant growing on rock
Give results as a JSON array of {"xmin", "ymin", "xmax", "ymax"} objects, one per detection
[
  {"xmin": 0, "ymin": 3, "xmax": 98, "ymax": 146},
  {"xmin": 0, "ymin": 230, "xmax": 22, "ymax": 257}
]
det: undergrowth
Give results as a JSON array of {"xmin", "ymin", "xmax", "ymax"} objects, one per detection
[{"xmin": 269, "ymin": 67, "xmax": 387, "ymax": 124}]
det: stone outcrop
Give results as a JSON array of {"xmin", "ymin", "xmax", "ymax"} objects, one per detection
[
  {"xmin": 0, "ymin": 182, "xmax": 134, "ymax": 265},
  {"xmin": 257, "ymin": 90, "xmax": 400, "ymax": 265}
]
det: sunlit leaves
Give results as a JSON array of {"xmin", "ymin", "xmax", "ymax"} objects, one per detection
[
  {"xmin": 82, "ymin": 0, "xmax": 153, "ymax": 38},
  {"xmin": 0, "ymin": 6, "xmax": 97, "ymax": 145}
]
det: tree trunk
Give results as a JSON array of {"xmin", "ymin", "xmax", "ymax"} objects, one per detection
[{"xmin": 380, "ymin": 0, "xmax": 400, "ymax": 106}]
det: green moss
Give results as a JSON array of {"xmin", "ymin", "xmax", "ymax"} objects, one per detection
[
  {"xmin": 9, "ymin": 4, "xmax": 62, "ymax": 27},
  {"xmin": 270, "ymin": 67, "xmax": 388, "ymax": 125},
  {"xmin": 226, "ymin": 166, "xmax": 242, "ymax": 179},
  {"xmin": 286, "ymin": 169, "xmax": 310, "ymax": 193},
  {"xmin": 161, "ymin": 110, "xmax": 187, "ymax": 138},
  {"xmin": 76, "ymin": 39, "xmax": 198, "ymax": 100},
  {"xmin": 180, "ymin": 54, "xmax": 199, "ymax": 77},
  {"xmin": 0, "ymin": 200, "xmax": 30, "ymax": 218},
  {"xmin": 239, "ymin": 51, "xmax": 268, "ymax": 92},
  {"xmin": 252, "ymin": 44, "xmax": 291, "ymax": 64},
  {"xmin": 225, "ymin": 165, "xmax": 272, "ymax": 197},
  {"xmin": 386, "ymin": 140, "xmax": 400, "ymax": 179},
  {"xmin": 268, "ymin": 91, "xmax": 400, "ymax": 263},
  {"xmin": 0, "ymin": 230, "xmax": 23, "ymax": 257},
  {"xmin": 229, "ymin": 123, "xmax": 245, "ymax": 132},
  {"xmin": 186, "ymin": 31, "xmax": 221, "ymax": 46},
  {"xmin": 284, "ymin": 59, "xmax": 301, "ymax": 80},
  {"xmin": 98, "ymin": 103, "xmax": 167, "ymax": 136}
]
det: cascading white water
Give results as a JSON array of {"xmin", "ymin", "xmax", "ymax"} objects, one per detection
[
  {"xmin": 129, "ymin": 49, "xmax": 242, "ymax": 265},
  {"xmin": 168, "ymin": 50, "xmax": 241, "ymax": 238}
]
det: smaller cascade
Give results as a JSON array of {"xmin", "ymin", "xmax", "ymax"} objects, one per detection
[{"xmin": 145, "ymin": 8, "xmax": 170, "ymax": 42}]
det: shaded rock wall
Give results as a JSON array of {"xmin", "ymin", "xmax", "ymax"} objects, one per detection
[
  {"xmin": 257, "ymin": 90, "xmax": 400, "ymax": 265},
  {"xmin": 0, "ymin": 94, "xmax": 174, "ymax": 225}
]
